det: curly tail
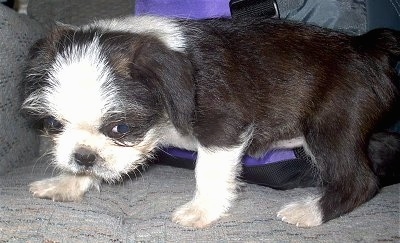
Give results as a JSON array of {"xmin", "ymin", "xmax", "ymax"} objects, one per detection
[
  {"xmin": 356, "ymin": 28, "xmax": 400, "ymax": 58},
  {"xmin": 355, "ymin": 28, "xmax": 400, "ymax": 70}
]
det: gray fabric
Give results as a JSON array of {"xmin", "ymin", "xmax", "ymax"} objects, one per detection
[
  {"xmin": 279, "ymin": 0, "xmax": 367, "ymax": 34},
  {"xmin": 0, "ymin": 163, "xmax": 399, "ymax": 242},
  {"xmin": 0, "ymin": 5, "xmax": 43, "ymax": 175},
  {"xmin": 367, "ymin": 0, "xmax": 400, "ymax": 31},
  {"xmin": 27, "ymin": 0, "xmax": 135, "ymax": 30}
]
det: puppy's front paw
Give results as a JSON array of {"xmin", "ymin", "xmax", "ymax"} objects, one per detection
[
  {"xmin": 172, "ymin": 201, "xmax": 224, "ymax": 228},
  {"xmin": 29, "ymin": 175, "xmax": 96, "ymax": 202},
  {"xmin": 30, "ymin": 177, "xmax": 83, "ymax": 202},
  {"xmin": 277, "ymin": 197, "xmax": 323, "ymax": 227}
]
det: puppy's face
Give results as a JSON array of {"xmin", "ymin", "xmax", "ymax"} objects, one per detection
[{"xmin": 21, "ymin": 26, "xmax": 194, "ymax": 182}]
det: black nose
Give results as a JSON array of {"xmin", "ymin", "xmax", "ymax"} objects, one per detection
[{"xmin": 73, "ymin": 147, "xmax": 97, "ymax": 168}]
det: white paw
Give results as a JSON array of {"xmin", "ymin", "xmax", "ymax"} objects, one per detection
[
  {"xmin": 172, "ymin": 201, "xmax": 224, "ymax": 228},
  {"xmin": 29, "ymin": 175, "xmax": 96, "ymax": 202},
  {"xmin": 277, "ymin": 197, "xmax": 323, "ymax": 227}
]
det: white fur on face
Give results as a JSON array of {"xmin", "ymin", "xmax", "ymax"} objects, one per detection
[
  {"xmin": 22, "ymin": 18, "xmax": 188, "ymax": 183},
  {"xmin": 25, "ymin": 36, "xmax": 159, "ymax": 181},
  {"xmin": 47, "ymin": 36, "xmax": 120, "ymax": 124},
  {"xmin": 87, "ymin": 16, "xmax": 186, "ymax": 52},
  {"xmin": 53, "ymin": 126, "xmax": 157, "ymax": 182},
  {"xmin": 22, "ymin": 35, "xmax": 121, "ymax": 122}
]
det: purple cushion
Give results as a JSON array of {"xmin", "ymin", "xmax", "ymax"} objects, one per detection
[{"xmin": 135, "ymin": 0, "xmax": 231, "ymax": 19}]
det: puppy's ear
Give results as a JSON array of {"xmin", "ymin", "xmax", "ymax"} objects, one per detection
[
  {"xmin": 132, "ymin": 38, "xmax": 195, "ymax": 134},
  {"xmin": 21, "ymin": 26, "xmax": 75, "ymax": 115},
  {"xmin": 22, "ymin": 27, "xmax": 67, "ymax": 96}
]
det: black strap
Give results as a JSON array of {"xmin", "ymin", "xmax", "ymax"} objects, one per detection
[
  {"xmin": 241, "ymin": 148, "xmax": 319, "ymax": 190},
  {"xmin": 154, "ymin": 147, "xmax": 319, "ymax": 190},
  {"xmin": 229, "ymin": 0, "xmax": 280, "ymax": 19}
]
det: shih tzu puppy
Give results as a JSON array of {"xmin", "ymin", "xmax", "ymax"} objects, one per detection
[{"xmin": 21, "ymin": 15, "xmax": 399, "ymax": 228}]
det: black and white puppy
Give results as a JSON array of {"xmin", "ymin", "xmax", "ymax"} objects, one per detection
[{"xmin": 21, "ymin": 15, "xmax": 399, "ymax": 228}]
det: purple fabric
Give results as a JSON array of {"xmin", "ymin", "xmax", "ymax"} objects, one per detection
[
  {"xmin": 135, "ymin": 0, "xmax": 231, "ymax": 19},
  {"xmin": 243, "ymin": 149, "xmax": 296, "ymax": 166},
  {"xmin": 162, "ymin": 147, "xmax": 297, "ymax": 166}
]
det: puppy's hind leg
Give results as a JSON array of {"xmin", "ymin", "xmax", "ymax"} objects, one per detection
[
  {"xmin": 30, "ymin": 174, "xmax": 101, "ymax": 202},
  {"xmin": 278, "ymin": 122, "xmax": 379, "ymax": 227}
]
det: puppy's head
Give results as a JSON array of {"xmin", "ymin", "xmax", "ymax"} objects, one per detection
[{"xmin": 21, "ymin": 21, "xmax": 194, "ymax": 182}]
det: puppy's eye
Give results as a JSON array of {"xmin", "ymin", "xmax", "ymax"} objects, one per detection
[
  {"xmin": 109, "ymin": 123, "xmax": 131, "ymax": 138},
  {"xmin": 43, "ymin": 117, "xmax": 63, "ymax": 133}
]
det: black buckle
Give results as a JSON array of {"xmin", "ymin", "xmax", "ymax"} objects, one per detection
[{"xmin": 229, "ymin": 0, "xmax": 280, "ymax": 19}]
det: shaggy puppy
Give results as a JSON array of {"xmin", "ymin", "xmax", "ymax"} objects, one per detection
[{"xmin": 21, "ymin": 15, "xmax": 399, "ymax": 228}]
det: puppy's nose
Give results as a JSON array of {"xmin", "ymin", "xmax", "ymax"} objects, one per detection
[{"xmin": 73, "ymin": 147, "xmax": 97, "ymax": 168}]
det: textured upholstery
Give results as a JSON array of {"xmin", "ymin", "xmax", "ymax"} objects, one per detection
[
  {"xmin": 0, "ymin": 5, "xmax": 42, "ymax": 175},
  {"xmin": 1, "ymin": 163, "xmax": 399, "ymax": 242},
  {"xmin": 27, "ymin": 0, "xmax": 134, "ymax": 30}
]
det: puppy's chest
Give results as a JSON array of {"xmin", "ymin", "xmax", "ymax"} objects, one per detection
[
  {"xmin": 162, "ymin": 125, "xmax": 304, "ymax": 156},
  {"xmin": 161, "ymin": 126, "xmax": 199, "ymax": 151}
]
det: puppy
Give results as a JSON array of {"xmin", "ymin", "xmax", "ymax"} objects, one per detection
[{"xmin": 21, "ymin": 15, "xmax": 400, "ymax": 228}]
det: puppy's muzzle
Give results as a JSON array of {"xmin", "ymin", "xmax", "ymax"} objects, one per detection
[{"xmin": 73, "ymin": 147, "xmax": 97, "ymax": 168}]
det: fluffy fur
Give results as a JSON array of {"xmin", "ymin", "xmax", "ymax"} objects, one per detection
[{"xmin": 21, "ymin": 15, "xmax": 400, "ymax": 228}]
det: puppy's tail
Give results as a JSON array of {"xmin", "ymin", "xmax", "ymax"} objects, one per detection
[
  {"xmin": 368, "ymin": 131, "xmax": 400, "ymax": 187},
  {"xmin": 356, "ymin": 28, "xmax": 400, "ymax": 60}
]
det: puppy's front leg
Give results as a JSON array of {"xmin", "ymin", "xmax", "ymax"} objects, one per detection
[
  {"xmin": 172, "ymin": 144, "xmax": 245, "ymax": 228},
  {"xmin": 30, "ymin": 174, "xmax": 100, "ymax": 202}
]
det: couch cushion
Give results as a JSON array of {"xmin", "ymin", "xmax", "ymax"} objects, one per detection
[
  {"xmin": 27, "ymin": 0, "xmax": 134, "ymax": 29},
  {"xmin": 1, "ymin": 162, "xmax": 398, "ymax": 241},
  {"xmin": 0, "ymin": 5, "xmax": 43, "ymax": 174}
]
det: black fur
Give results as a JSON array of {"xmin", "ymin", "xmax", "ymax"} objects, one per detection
[
  {"xmin": 369, "ymin": 132, "xmax": 400, "ymax": 187},
  {"xmin": 173, "ymin": 18, "xmax": 399, "ymax": 223},
  {"xmin": 23, "ymin": 17, "xmax": 399, "ymax": 225}
]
